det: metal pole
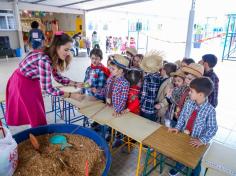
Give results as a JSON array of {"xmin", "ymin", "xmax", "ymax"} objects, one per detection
[
  {"xmin": 14, "ymin": 0, "xmax": 25, "ymax": 56},
  {"xmin": 184, "ymin": 0, "xmax": 196, "ymax": 58}
]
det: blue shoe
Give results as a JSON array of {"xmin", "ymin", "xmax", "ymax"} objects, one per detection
[{"xmin": 168, "ymin": 169, "xmax": 179, "ymax": 176}]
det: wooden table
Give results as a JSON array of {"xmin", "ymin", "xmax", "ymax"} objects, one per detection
[
  {"xmin": 142, "ymin": 126, "xmax": 209, "ymax": 175},
  {"xmin": 106, "ymin": 111, "xmax": 161, "ymax": 176},
  {"xmin": 107, "ymin": 113, "xmax": 161, "ymax": 143}
]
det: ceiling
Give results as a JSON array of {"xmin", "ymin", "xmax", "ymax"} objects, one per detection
[{"xmin": 17, "ymin": 0, "xmax": 153, "ymax": 11}]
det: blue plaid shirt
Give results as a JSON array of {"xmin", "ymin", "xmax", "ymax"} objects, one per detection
[
  {"xmin": 84, "ymin": 66, "xmax": 107, "ymax": 98},
  {"xmin": 140, "ymin": 73, "xmax": 162, "ymax": 114},
  {"xmin": 176, "ymin": 99, "xmax": 218, "ymax": 144},
  {"xmin": 204, "ymin": 70, "xmax": 219, "ymax": 108}
]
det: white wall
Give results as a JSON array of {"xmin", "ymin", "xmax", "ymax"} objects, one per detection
[
  {"xmin": 0, "ymin": 31, "xmax": 20, "ymax": 49},
  {"xmin": 0, "ymin": 2, "xmax": 20, "ymax": 49}
]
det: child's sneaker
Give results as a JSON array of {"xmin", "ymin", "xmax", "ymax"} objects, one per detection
[{"xmin": 168, "ymin": 169, "xmax": 179, "ymax": 176}]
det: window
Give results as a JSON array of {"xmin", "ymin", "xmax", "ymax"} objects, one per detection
[
  {"xmin": 0, "ymin": 16, "xmax": 7, "ymax": 29},
  {"xmin": 7, "ymin": 16, "xmax": 15, "ymax": 29},
  {"xmin": 0, "ymin": 10, "xmax": 15, "ymax": 30}
]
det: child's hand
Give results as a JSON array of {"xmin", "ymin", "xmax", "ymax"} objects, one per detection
[
  {"xmin": 189, "ymin": 138, "xmax": 203, "ymax": 148},
  {"xmin": 155, "ymin": 104, "xmax": 161, "ymax": 110},
  {"xmin": 76, "ymin": 82, "xmax": 84, "ymax": 88},
  {"xmin": 168, "ymin": 128, "xmax": 179, "ymax": 134},
  {"xmin": 112, "ymin": 111, "xmax": 122, "ymax": 117},
  {"xmin": 91, "ymin": 88, "xmax": 97, "ymax": 93},
  {"xmin": 121, "ymin": 109, "xmax": 130, "ymax": 114},
  {"xmin": 166, "ymin": 87, "xmax": 173, "ymax": 97}
]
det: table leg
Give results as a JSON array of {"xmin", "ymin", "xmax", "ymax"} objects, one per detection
[
  {"xmin": 110, "ymin": 128, "xmax": 115, "ymax": 150},
  {"xmin": 128, "ymin": 137, "xmax": 131, "ymax": 153},
  {"xmin": 186, "ymin": 167, "xmax": 192, "ymax": 176},
  {"xmin": 160, "ymin": 154, "xmax": 164, "ymax": 174},
  {"xmin": 153, "ymin": 150, "xmax": 157, "ymax": 166},
  {"xmin": 143, "ymin": 147, "xmax": 151, "ymax": 176},
  {"xmin": 135, "ymin": 143, "xmax": 143, "ymax": 176},
  {"xmin": 204, "ymin": 168, "xmax": 208, "ymax": 176}
]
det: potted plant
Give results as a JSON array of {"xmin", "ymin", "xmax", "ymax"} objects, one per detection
[{"xmin": 193, "ymin": 24, "xmax": 204, "ymax": 48}]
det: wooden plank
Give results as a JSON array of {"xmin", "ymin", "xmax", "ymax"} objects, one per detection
[
  {"xmin": 64, "ymin": 96, "xmax": 101, "ymax": 110},
  {"xmin": 143, "ymin": 126, "xmax": 209, "ymax": 169},
  {"xmin": 107, "ymin": 113, "xmax": 161, "ymax": 143},
  {"xmin": 79, "ymin": 103, "xmax": 114, "ymax": 125}
]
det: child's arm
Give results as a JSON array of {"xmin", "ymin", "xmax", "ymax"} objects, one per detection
[
  {"xmin": 113, "ymin": 81, "xmax": 129, "ymax": 114},
  {"xmin": 198, "ymin": 108, "xmax": 218, "ymax": 144},
  {"xmin": 175, "ymin": 99, "xmax": 192, "ymax": 131}
]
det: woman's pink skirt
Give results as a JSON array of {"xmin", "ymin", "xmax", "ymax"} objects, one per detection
[{"xmin": 6, "ymin": 69, "xmax": 47, "ymax": 127}]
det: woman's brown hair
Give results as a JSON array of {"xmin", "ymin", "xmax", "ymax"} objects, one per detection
[{"xmin": 44, "ymin": 33, "xmax": 73, "ymax": 72}]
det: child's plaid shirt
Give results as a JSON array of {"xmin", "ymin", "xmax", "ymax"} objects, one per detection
[
  {"xmin": 99, "ymin": 75, "xmax": 129, "ymax": 113},
  {"xmin": 175, "ymin": 99, "xmax": 218, "ymax": 144},
  {"xmin": 140, "ymin": 73, "xmax": 162, "ymax": 114},
  {"xmin": 84, "ymin": 66, "xmax": 107, "ymax": 89}
]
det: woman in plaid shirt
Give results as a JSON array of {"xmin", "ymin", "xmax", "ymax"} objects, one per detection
[{"xmin": 6, "ymin": 32, "xmax": 84, "ymax": 127}]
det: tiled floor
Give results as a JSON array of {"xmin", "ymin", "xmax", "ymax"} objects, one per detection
[{"xmin": 1, "ymin": 52, "xmax": 236, "ymax": 175}]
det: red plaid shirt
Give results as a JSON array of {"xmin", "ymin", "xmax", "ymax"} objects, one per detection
[
  {"xmin": 19, "ymin": 51, "xmax": 70, "ymax": 96},
  {"xmin": 105, "ymin": 76, "xmax": 130, "ymax": 113}
]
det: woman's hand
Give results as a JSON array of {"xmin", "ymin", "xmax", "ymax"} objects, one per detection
[{"xmin": 75, "ymin": 82, "xmax": 84, "ymax": 88}]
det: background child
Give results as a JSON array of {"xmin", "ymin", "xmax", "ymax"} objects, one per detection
[
  {"xmin": 181, "ymin": 57, "xmax": 195, "ymax": 67},
  {"xmin": 123, "ymin": 69, "xmax": 143, "ymax": 115},
  {"xmin": 28, "ymin": 21, "xmax": 45, "ymax": 50},
  {"xmin": 132, "ymin": 54, "xmax": 144, "ymax": 68},
  {"xmin": 168, "ymin": 77, "xmax": 218, "ymax": 176},
  {"xmin": 125, "ymin": 47, "xmax": 137, "ymax": 67},
  {"xmin": 140, "ymin": 51, "xmax": 163, "ymax": 121},
  {"xmin": 155, "ymin": 62, "xmax": 177, "ymax": 124},
  {"xmin": 199, "ymin": 54, "xmax": 219, "ymax": 108},
  {"xmin": 85, "ymin": 37, "xmax": 91, "ymax": 56}
]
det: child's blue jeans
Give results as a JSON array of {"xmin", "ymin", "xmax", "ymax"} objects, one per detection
[{"xmin": 174, "ymin": 159, "xmax": 201, "ymax": 176}]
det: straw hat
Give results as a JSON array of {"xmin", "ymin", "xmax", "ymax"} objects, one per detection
[
  {"xmin": 140, "ymin": 51, "xmax": 163, "ymax": 73},
  {"xmin": 126, "ymin": 47, "xmax": 137, "ymax": 56},
  {"xmin": 181, "ymin": 63, "xmax": 204, "ymax": 78},
  {"xmin": 174, "ymin": 60, "xmax": 181, "ymax": 68},
  {"xmin": 111, "ymin": 54, "xmax": 129, "ymax": 69},
  {"xmin": 170, "ymin": 69, "xmax": 185, "ymax": 78}
]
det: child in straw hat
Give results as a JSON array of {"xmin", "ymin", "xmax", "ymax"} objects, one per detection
[
  {"xmin": 102, "ymin": 54, "xmax": 130, "ymax": 116},
  {"xmin": 165, "ymin": 69, "xmax": 186, "ymax": 127},
  {"xmin": 173, "ymin": 63, "xmax": 204, "ymax": 120},
  {"xmin": 139, "ymin": 51, "xmax": 163, "ymax": 121}
]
